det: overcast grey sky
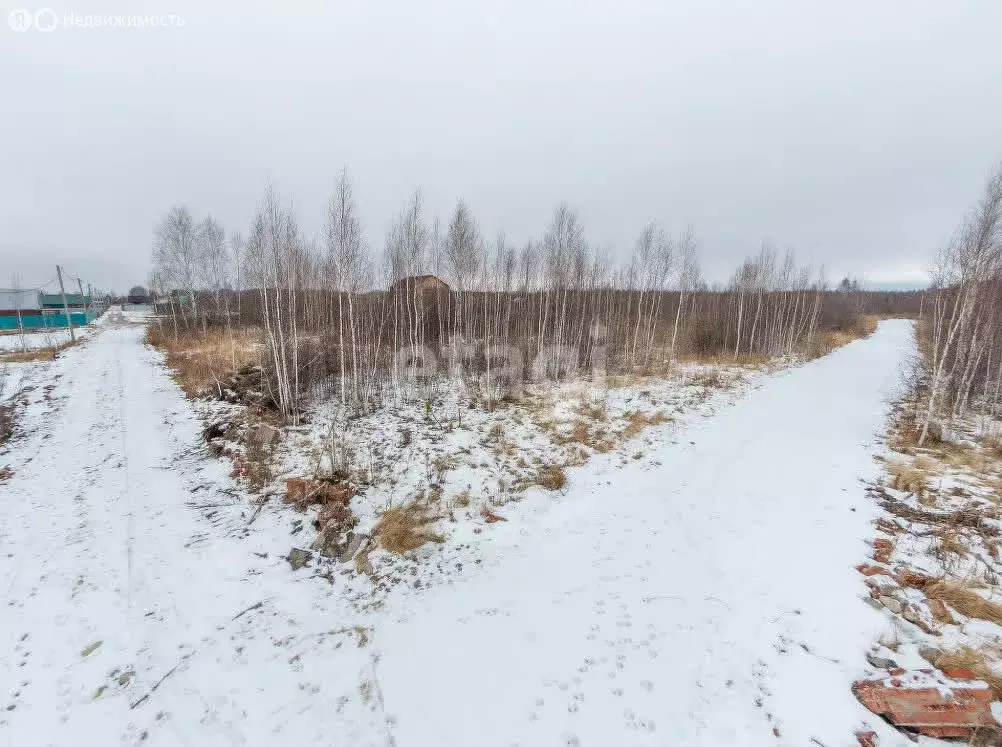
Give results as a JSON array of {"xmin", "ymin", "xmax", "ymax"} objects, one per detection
[{"xmin": 3, "ymin": 0, "xmax": 1001, "ymax": 293}]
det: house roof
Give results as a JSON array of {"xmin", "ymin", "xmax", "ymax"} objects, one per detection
[
  {"xmin": 0, "ymin": 289, "xmax": 41, "ymax": 312},
  {"xmin": 390, "ymin": 274, "xmax": 449, "ymax": 287},
  {"xmin": 40, "ymin": 294, "xmax": 91, "ymax": 306}
]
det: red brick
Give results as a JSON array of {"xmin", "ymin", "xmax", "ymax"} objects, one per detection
[
  {"xmin": 876, "ymin": 518, "xmax": 900, "ymax": 535},
  {"xmin": 857, "ymin": 563, "xmax": 892, "ymax": 577},
  {"xmin": 480, "ymin": 507, "xmax": 507, "ymax": 523},
  {"xmin": 284, "ymin": 478, "xmax": 355, "ymax": 510},
  {"xmin": 854, "ymin": 680, "xmax": 889, "ymax": 712},
  {"xmin": 896, "ymin": 569, "xmax": 934, "ymax": 589},
  {"xmin": 918, "ymin": 725, "xmax": 972, "ymax": 738},
  {"xmin": 939, "ymin": 666, "xmax": 977, "ymax": 681},
  {"xmin": 315, "ymin": 502, "xmax": 356, "ymax": 533},
  {"xmin": 855, "ymin": 731, "xmax": 878, "ymax": 747},
  {"xmin": 873, "ymin": 538, "xmax": 893, "ymax": 563},
  {"xmin": 853, "ymin": 679, "xmax": 996, "ymax": 738},
  {"xmin": 284, "ymin": 477, "xmax": 312, "ymax": 506}
]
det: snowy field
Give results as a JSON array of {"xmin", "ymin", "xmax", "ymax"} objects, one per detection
[
  {"xmin": 0, "ymin": 318, "xmax": 932, "ymax": 745},
  {"xmin": 0, "ymin": 326, "xmax": 92, "ymax": 351},
  {"xmin": 200, "ymin": 358, "xmax": 773, "ymax": 570}
]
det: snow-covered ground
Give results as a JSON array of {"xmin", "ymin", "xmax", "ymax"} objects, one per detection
[
  {"xmin": 205, "ymin": 359, "xmax": 772, "ymax": 557},
  {"xmin": 0, "ymin": 326, "xmax": 92, "ymax": 352},
  {"xmin": 0, "ymin": 318, "xmax": 920, "ymax": 745}
]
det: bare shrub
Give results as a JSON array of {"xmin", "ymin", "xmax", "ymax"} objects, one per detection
[{"xmin": 877, "ymin": 628, "xmax": 902, "ymax": 652}]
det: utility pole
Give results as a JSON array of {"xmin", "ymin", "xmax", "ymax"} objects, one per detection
[
  {"xmin": 56, "ymin": 265, "xmax": 75, "ymax": 342},
  {"xmin": 77, "ymin": 277, "xmax": 88, "ymax": 322},
  {"xmin": 14, "ymin": 291, "xmax": 26, "ymax": 352}
]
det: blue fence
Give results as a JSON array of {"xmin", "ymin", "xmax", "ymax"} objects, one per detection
[{"xmin": 0, "ymin": 310, "xmax": 96, "ymax": 330}]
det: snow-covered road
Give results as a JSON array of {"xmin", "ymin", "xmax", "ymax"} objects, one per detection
[
  {"xmin": 1, "ymin": 315, "xmax": 386, "ymax": 746},
  {"xmin": 376, "ymin": 319, "xmax": 917, "ymax": 746},
  {"xmin": 1, "ymin": 318, "xmax": 916, "ymax": 746}
]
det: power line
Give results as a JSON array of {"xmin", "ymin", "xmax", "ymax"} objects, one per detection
[{"xmin": 0, "ymin": 276, "xmax": 57, "ymax": 292}]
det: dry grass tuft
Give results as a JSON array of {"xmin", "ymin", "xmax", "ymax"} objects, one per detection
[
  {"xmin": 576, "ymin": 398, "xmax": 608, "ymax": 422},
  {"xmin": 433, "ymin": 454, "xmax": 459, "ymax": 476},
  {"xmin": 945, "ymin": 447, "xmax": 990, "ymax": 474},
  {"xmin": 535, "ymin": 465, "xmax": 567, "ymax": 491},
  {"xmin": 1, "ymin": 348, "xmax": 58, "ymax": 363},
  {"xmin": 983, "ymin": 436, "xmax": 1002, "ymax": 460},
  {"xmin": 691, "ymin": 370, "xmax": 725, "ymax": 389},
  {"xmin": 568, "ymin": 421, "xmax": 591, "ymax": 444},
  {"xmin": 858, "ymin": 314, "xmax": 881, "ymax": 336},
  {"xmin": 622, "ymin": 410, "xmax": 669, "ymax": 439},
  {"xmin": 810, "ymin": 315, "xmax": 881, "ymax": 358},
  {"xmin": 563, "ymin": 446, "xmax": 591, "ymax": 467},
  {"xmin": 374, "ymin": 502, "xmax": 444, "ymax": 554},
  {"xmin": 602, "ymin": 374, "xmax": 640, "ymax": 389},
  {"xmin": 556, "ymin": 421, "xmax": 613, "ymax": 453},
  {"xmin": 886, "ymin": 406, "xmax": 941, "ymax": 453},
  {"xmin": 452, "ymin": 489, "xmax": 471, "ymax": 508},
  {"xmin": 146, "ymin": 325, "xmax": 261, "ymax": 397},
  {"xmin": 243, "ymin": 437, "xmax": 273, "ymax": 493},
  {"xmin": 354, "ymin": 547, "xmax": 374, "ymax": 575},
  {"xmin": 676, "ymin": 351, "xmax": 771, "ymax": 367},
  {"xmin": 887, "ymin": 460, "xmax": 928, "ymax": 497},
  {"xmin": 936, "ymin": 647, "xmax": 1002, "ymax": 698},
  {"xmin": 924, "ymin": 581, "xmax": 1002, "ymax": 626},
  {"xmin": 934, "ymin": 528, "xmax": 968, "ymax": 566},
  {"xmin": 0, "ymin": 405, "xmax": 13, "ymax": 448},
  {"xmin": 877, "ymin": 628, "xmax": 902, "ymax": 653},
  {"xmin": 0, "ymin": 336, "xmax": 80, "ymax": 363}
]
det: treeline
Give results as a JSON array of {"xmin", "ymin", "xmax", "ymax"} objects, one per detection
[
  {"xmin": 917, "ymin": 164, "xmax": 1002, "ymax": 442},
  {"xmin": 150, "ymin": 172, "xmax": 917, "ymax": 420}
]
